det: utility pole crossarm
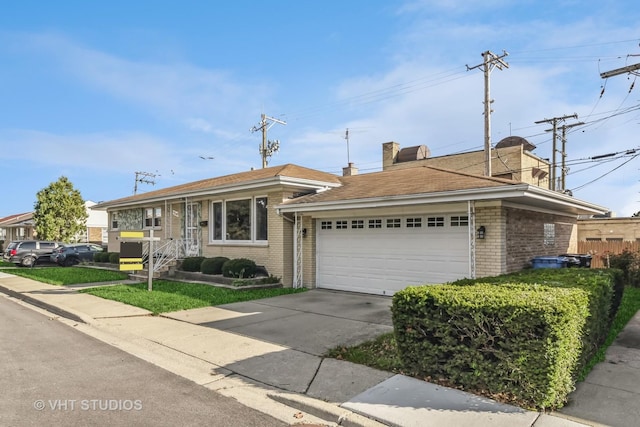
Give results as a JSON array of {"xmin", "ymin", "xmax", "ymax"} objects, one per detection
[{"xmin": 600, "ymin": 62, "xmax": 640, "ymax": 79}]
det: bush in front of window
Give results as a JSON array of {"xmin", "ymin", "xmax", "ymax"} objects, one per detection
[
  {"xmin": 222, "ymin": 258, "xmax": 257, "ymax": 278},
  {"xmin": 201, "ymin": 256, "xmax": 229, "ymax": 275},
  {"xmin": 181, "ymin": 256, "xmax": 205, "ymax": 272}
]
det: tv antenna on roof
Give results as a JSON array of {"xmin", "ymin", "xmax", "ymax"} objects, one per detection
[{"xmin": 133, "ymin": 171, "xmax": 156, "ymax": 195}]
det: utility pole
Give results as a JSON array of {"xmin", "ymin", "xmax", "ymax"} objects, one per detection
[
  {"xmin": 133, "ymin": 171, "xmax": 156, "ymax": 195},
  {"xmin": 545, "ymin": 121, "xmax": 584, "ymax": 192},
  {"xmin": 251, "ymin": 113, "xmax": 286, "ymax": 168},
  {"xmin": 467, "ymin": 50, "xmax": 509, "ymax": 177},
  {"xmin": 344, "ymin": 128, "xmax": 351, "ymax": 164},
  {"xmin": 536, "ymin": 114, "xmax": 578, "ymax": 191}
]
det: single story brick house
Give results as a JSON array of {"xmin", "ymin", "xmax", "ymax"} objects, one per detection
[{"xmin": 94, "ymin": 142, "xmax": 607, "ymax": 295}]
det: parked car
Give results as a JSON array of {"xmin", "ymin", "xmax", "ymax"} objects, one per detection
[
  {"xmin": 3, "ymin": 240, "xmax": 63, "ymax": 267},
  {"xmin": 51, "ymin": 243, "xmax": 105, "ymax": 267}
]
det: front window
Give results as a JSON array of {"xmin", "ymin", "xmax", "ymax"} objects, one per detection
[
  {"xmin": 144, "ymin": 207, "xmax": 162, "ymax": 228},
  {"xmin": 255, "ymin": 197, "xmax": 268, "ymax": 241},
  {"xmin": 226, "ymin": 199, "xmax": 251, "ymax": 240},
  {"xmin": 211, "ymin": 196, "xmax": 268, "ymax": 243},
  {"xmin": 111, "ymin": 212, "xmax": 119, "ymax": 230},
  {"xmin": 212, "ymin": 202, "xmax": 223, "ymax": 240}
]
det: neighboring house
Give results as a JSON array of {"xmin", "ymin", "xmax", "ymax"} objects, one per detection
[
  {"xmin": 84, "ymin": 201, "xmax": 109, "ymax": 244},
  {"xmin": 382, "ymin": 137, "xmax": 551, "ymax": 188},
  {"xmin": 578, "ymin": 216, "xmax": 640, "ymax": 242},
  {"xmin": 0, "ymin": 201, "xmax": 108, "ymax": 245},
  {"xmin": 94, "ymin": 141, "xmax": 607, "ymax": 295},
  {"xmin": 0, "ymin": 212, "xmax": 35, "ymax": 243}
]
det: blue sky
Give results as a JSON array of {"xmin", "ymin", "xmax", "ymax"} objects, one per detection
[{"xmin": 1, "ymin": 0, "xmax": 639, "ymax": 218}]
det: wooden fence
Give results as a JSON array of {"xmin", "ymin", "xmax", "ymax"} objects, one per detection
[{"xmin": 577, "ymin": 241, "xmax": 640, "ymax": 268}]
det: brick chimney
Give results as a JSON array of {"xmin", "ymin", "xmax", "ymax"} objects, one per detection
[
  {"xmin": 382, "ymin": 141, "xmax": 400, "ymax": 170},
  {"xmin": 342, "ymin": 162, "xmax": 358, "ymax": 176}
]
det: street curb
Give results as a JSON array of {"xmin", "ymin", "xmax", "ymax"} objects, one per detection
[
  {"xmin": 0, "ymin": 284, "xmax": 88, "ymax": 324},
  {"xmin": 268, "ymin": 392, "xmax": 387, "ymax": 427}
]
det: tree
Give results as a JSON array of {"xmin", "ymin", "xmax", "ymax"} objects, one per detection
[{"xmin": 33, "ymin": 176, "xmax": 88, "ymax": 242}]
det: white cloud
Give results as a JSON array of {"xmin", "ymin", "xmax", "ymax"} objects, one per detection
[{"xmin": 16, "ymin": 33, "xmax": 271, "ymax": 133}]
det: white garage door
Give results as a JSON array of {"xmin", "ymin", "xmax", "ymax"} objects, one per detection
[{"xmin": 316, "ymin": 214, "xmax": 470, "ymax": 295}]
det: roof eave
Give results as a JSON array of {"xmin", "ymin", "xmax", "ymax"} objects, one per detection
[
  {"xmin": 277, "ymin": 184, "xmax": 609, "ymax": 216},
  {"xmin": 94, "ymin": 176, "xmax": 342, "ymax": 210}
]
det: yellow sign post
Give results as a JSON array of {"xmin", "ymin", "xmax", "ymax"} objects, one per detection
[{"xmin": 118, "ymin": 230, "xmax": 159, "ymax": 291}]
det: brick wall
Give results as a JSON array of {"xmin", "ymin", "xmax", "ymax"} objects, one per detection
[
  {"xmin": 381, "ymin": 142, "xmax": 550, "ymax": 188},
  {"xmin": 578, "ymin": 217, "xmax": 640, "ymax": 241},
  {"xmin": 475, "ymin": 205, "xmax": 506, "ymax": 277},
  {"xmin": 475, "ymin": 205, "xmax": 577, "ymax": 276},
  {"xmin": 301, "ymin": 215, "xmax": 316, "ymax": 288},
  {"xmin": 505, "ymin": 207, "xmax": 577, "ymax": 272}
]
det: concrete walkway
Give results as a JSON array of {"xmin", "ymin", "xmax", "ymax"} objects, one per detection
[{"xmin": 1, "ymin": 271, "xmax": 638, "ymax": 426}]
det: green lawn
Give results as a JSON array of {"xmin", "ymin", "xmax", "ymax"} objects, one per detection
[
  {"xmin": 328, "ymin": 286, "xmax": 640, "ymax": 384},
  {"xmin": 0, "ymin": 261, "xmax": 14, "ymax": 267},
  {"xmin": 80, "ymin": 280, "xmax": 307, "ymax": 315},
  {"xmin": 0, "ymin": 266, "xmax": 129, "ymax": 285}
]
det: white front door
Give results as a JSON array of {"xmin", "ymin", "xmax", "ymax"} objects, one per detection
[{"xmin": 316, "ymin": 214, "xmax": 470, "ymax": 295}]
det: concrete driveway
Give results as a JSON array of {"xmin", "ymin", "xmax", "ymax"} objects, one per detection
[{"xmin": 163, "ymin": 289, "xmax": 394, "ymax": 356}]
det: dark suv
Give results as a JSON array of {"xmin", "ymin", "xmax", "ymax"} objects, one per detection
[
  {"xmin": 3, "ymin": 240, "xmax": 62, "ymax": 267},
  {"xmin": 51, "ymin": 243, "xmax": 104, "ymax": 266}
]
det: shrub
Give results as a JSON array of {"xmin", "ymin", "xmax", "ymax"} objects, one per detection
[
  {"xmin": 108, "ymin": 252, "xmax": 120, "ymax": 264},
  {"xmin": 609, "ymin": 249, "xmax": 640, "ymax": 287},
  {"xmin": 181, "ymin": 256, "xmax": 205, "ymax": 272},
  {"xmin": 222, "ymin": 258, "xmax": 257, "ymax": 278},
  {"xmin": 393, "ymin": 282, "xmax": 589, "ymax": 409},
  {"xmin": 452, "ymin": 269, "xmax": 619, "ymax": 369},
  {"xmin": 200, "ymin": 256, "xmax": 229, "ymax": 275}
]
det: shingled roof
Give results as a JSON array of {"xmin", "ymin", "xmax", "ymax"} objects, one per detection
[
  {"xmin": 94, "ymin": 164, "xmax": 342, "ymax": 208},
  {"xmin": 281, "ymin": 165, "xmax": 517, "ymax": 205}
]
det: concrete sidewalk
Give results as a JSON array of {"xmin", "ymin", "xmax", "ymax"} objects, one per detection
[{"xmin": 1, "ymin": 271, "xmax": 638, "ymax": 427}]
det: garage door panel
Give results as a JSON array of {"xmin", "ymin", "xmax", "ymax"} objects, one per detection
[{"xmin": 316, "ymin": 215, "xmax": 470, "ymax": 295}]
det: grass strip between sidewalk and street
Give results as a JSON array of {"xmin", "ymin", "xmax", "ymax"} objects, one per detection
[
  {"xmin": 0, "ymin": 266, "xmax": 129, "ymax": 285},
  {"xmin": 80, "ymin": 280, "xmax": 307, "ymax": 315}
]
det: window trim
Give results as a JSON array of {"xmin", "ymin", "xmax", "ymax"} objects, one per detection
[
  {"xmin": 143, "ymin": 207, "xmax": 163, "ymax": 229},
  {"xmin": 110, "ymin": 212, "xmax": 119, "ymax": 230},
  {"xmin": 209, "ymin": 196, "xmax": 268, "ymax": 245}
]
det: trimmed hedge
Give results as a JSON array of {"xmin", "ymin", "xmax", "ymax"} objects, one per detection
[
  {"xmin": 222, "ymin": 258, "xmax": 257, "ymax": 278},
  {"xmin": 181, "ymin": 257, "xmax": 205, "ymax": 272},
  {"xmin": 108, "ymin": 252, "xmax": 119, "ymax": 264},
  {"xmin": 452, "ymin": 268, "xmax": 621, "ymax": 369},
  {"xmin": 393, "ymin": 282, "xmax": 589, "ymax": 409},
  {"xmin": 201, "ymin": 257, "xmax": 230, "ymax": 275}
]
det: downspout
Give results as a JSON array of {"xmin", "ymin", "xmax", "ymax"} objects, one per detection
[
  {"xmin": 293, "ymin": 213, "xmax": 299, "ymax": 289},
  {"xmin": 468, "ymin": 200, "xmax": 477, "ymax": 279},
  {"xmin": 277, "ymin": 208, "xmax": 298, "ymax": 288}
]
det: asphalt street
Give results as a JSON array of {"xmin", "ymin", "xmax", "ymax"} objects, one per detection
[{"xmin": 0, "ymin": 294, "xmax": 287, "ymax": 427}]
